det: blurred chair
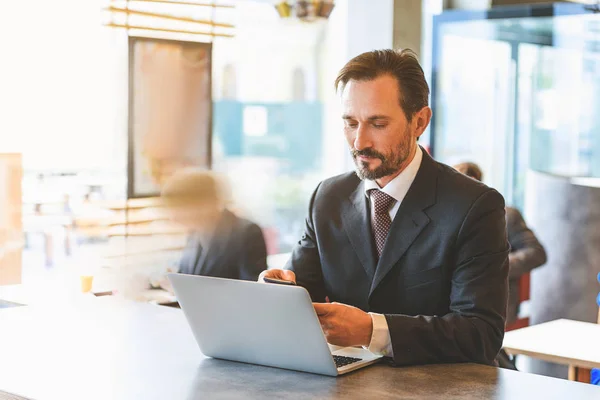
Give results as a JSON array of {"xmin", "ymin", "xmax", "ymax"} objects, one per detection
[{"xmin": 505, "ymin": 272, "xmax": 531, "ymax": 331}]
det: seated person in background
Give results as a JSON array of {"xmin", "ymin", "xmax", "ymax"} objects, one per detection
[
  {"xmin": 262, "ymin": 49, "xmax": 509, "ymax": 367},
  {"xmin": 454, "ymin": 162, "xmax": 547, "ymax": 325},
  {"xmin": 162, "ymin": 169, "xmax": 267, "ymax": 281}
]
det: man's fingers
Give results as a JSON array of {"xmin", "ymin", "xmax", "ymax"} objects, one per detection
[
  {"xmin": 257, "ymin": 270, "xmax": 270, "ymax": 283},
  {"xmin": 258, "ymin": 269, "xmax": 296, "ymax": 284},
  {"xmin": 313, "ymin": 303, "xmax": 327, "ymax": 315},
  {"xmin": 313, "ymin": 302, "xmax": 334, "ymax": 316},
  {"xmin": 280, "ymin": 270, "xmax": 296, "ymax": 282},
  {"xmin": 319, "ymin": 319, "xmax": 333, "ymax": 334}
]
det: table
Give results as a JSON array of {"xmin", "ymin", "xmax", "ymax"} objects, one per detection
[
  {"xmin": 1, "ymin": 301, "xmax": 599, "ymax": 400},
  {"xmin": 503, "ymin": 319, "xmax": 600, "ymax": 383}
]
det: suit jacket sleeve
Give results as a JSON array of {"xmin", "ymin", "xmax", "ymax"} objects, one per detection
[
  {"xmin": 239, "ymin": 223, "xmax": 268, "ymax": 281},
  {"xmin": 386, "ymin": 189, "xmax": 510, "ymax": 366},
  {"xmin": 178, "ymin": 235, "xmax": 199, "ymax": 275},
  {"xmin": 506, "ymin": 208, "xmax": 547, "ymax": 279},
  {"xmin": 285, "ymin": 183, "xmax": 327, "ymax": 302}
]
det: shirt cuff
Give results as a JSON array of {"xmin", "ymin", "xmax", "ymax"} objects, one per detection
[{"xmin": 364, "ymin": 313, "xmax": 394, "ymax": 357}]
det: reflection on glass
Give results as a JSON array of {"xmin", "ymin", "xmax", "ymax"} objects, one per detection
[
  {"xmin": 433, "ymin": 8, "xmax": 600, "ymax": 209},
  {"xmin": 211, "ymin": 2, "xmax": 325, "ymax": 254},
  {"xmin": 434, "ymin": 33, "xmax": 513, "ymax": 196},
  {"xmin": 130, "ymin": 38, "xmax": 211, "ymax": 197}
]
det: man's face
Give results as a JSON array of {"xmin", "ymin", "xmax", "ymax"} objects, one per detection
[{"xmin": 341, "ymin": 74, "xmax": 429, "ymax": 181}]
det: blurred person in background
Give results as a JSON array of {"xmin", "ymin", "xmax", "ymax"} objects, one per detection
[
  {"xmin": 162, "ymin": 169, "xmax": 267, "ymax": 281},
  {"xmin": 454, "ymin": 162, "xmax": 547, "ymax": 324}
]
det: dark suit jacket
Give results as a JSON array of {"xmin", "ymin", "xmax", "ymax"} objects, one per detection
[
  {"xmin": 506, "ymin": 207, "xmax": 546, "ymax": 324},
  {"xmin": 178, "ymin": 209, "xmax": 267, "ymax": 281},
  {"xmin": 286, "ymin": 149, "xmax": 510, "ymax": 366}
]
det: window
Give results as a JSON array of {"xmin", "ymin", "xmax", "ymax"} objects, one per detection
[{"xmin": 211, "ymin": 2, "xmax": 334, "ymax": 254}]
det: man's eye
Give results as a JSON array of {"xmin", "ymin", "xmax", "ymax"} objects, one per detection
[
  {"xmin": 346, "ymin": 123, "xmax": 358, "ymax": 128},
  {"xmin": 373, "ymin": 124, "xmax": 386, "ymax": 129}
]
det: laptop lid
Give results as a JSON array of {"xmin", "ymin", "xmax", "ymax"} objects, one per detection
[{"xmin": 168, "ymin": 274, "xmax": 338, "ymax": 376}]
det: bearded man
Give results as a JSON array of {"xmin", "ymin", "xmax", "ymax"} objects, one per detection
[{"xmin": 260, "ymin": 49, "xmax": 509, "ymax": 367}]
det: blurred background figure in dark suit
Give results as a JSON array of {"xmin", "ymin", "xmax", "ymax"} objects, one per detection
[
  {"xmin": 454, "ymin": 162, "xmax": 547, "ymax": 325},
  {"xmin": 162, "ymin": 169, "xmax": 267, "ymax": 282}
]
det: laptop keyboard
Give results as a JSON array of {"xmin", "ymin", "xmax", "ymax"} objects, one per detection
[{"xmin": 333, "ymin": 355, "xmax": 362, "ymax": 368}]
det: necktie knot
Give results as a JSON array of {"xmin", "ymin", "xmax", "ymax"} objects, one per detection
[{"xmin": 369, "ymin": 189, "xmax": 396, "ymax": 215}]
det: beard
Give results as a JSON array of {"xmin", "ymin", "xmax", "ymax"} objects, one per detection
[{"xmin": 351, "ymin": 131, "xmax": 413, "ymax": 181}]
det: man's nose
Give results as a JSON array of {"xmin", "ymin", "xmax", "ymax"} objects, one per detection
[{"xmin": 353, "ymin": 125, "xmax": 371, "ymax": 151}]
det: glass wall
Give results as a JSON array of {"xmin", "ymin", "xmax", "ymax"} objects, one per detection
[
  {"xmin": 0, "ymin": 0, "xmax": 400, "ymax": 303},
  {"xmin": 0, "ymin": 0, "xmax": 130, "ymax": 286},
  {"xmin": 432, "ymin": 5, "xmax": 600, "ymax": 209},
  {"xmin": 0, "ymin": 0, "xmax": 349, "ymax": 273},
  {"xmin": 0, "ymin": 0, "xmax": 128, "ymax": 200},
  {"xmin": 211, "ymin": 2, "xmax": 334, "ymax": 254},
  {"xmin": 433, "ymin": 32, "xmax": 514, "ymax": 198}
]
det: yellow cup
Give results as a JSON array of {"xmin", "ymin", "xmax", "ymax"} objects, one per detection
[{"xmin": 80, "ymin": 275, "xmax": 94, "ymax": 293}]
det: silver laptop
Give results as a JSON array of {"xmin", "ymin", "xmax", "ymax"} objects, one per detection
[{"xmin": 168, "ymin": 274, "xmax": 383, "ymax": 376}]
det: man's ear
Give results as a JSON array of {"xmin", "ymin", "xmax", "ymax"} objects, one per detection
[{"xmin": 413, "ymin": 106, "xmax": 432, "ymax": 139}]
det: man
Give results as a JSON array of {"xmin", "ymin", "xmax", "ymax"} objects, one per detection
[
  {"xmin": 454, "ymin": 162, "xmax": 547, "ymax": 324},
  {"xmin": 162, "ymin": 169, "xmax": 267, "ymax": 281},
  {"xmin": 261, "ymin": 49, "xmax": 509, "ymax": 366}
]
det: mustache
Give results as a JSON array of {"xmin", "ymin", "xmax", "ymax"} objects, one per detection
[{"xmin": 351, "ymin": 148, "xmax": 386, "ymax": 161}]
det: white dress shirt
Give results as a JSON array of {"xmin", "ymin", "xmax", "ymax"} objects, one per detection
[{"xmin": 362, "ymin": 146, "xmax": 423, "ymax": 357}]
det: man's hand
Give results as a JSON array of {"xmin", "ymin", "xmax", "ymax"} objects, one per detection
[
  {"xmin": 313, "ymin": 302, "xmax": 373, "ymax": 347},
  {"xmin": 258, "ymin": 269, "xmax": 296, "ymax": 284}
]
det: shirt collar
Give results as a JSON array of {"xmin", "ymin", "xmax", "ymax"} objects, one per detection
[{"xmin": 363, "ymin": 145, "xmax": 423, "ymax": 203}]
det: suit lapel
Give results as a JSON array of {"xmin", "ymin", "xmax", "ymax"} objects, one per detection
[
  {"xmin": 197, "ymin": 210, "xmax": 234, "ymax": 276},
  {"xmin": 189, "ymin": 234, "xmax": 204, "ymax": 275},
  {"xmin": 179, "ymin": 234, "xmax": 200, "ymax": 275},
  {"xmin": 369, "ymin": 149, "xmax": 439, "ymax": 297},
  {"xmin": 341, "ymin": 182, "xmax": 378, "ymax": 280}
]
